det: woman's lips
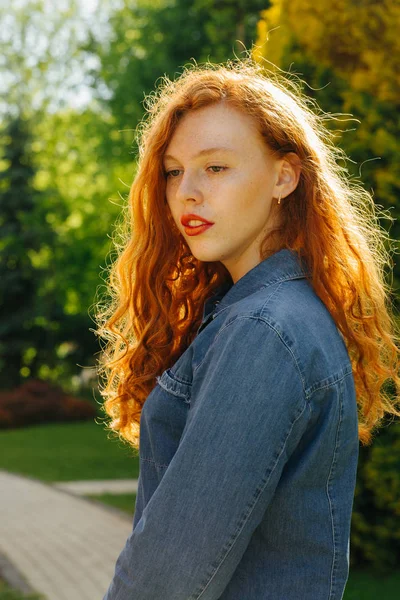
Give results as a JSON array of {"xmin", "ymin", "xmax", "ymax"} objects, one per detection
[{"xmin": 183, "ymin": 223, "xmax": 214, "ymax": 236}]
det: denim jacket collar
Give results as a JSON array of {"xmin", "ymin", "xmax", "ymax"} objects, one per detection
[{"xmin": 201, "ymin": 249, "xmax": 311, "ymax": 324}]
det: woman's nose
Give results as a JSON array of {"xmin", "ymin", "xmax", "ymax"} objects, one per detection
[{"xmin": 176, "ymin": 171, "xmax": 203, "ymax": 203}]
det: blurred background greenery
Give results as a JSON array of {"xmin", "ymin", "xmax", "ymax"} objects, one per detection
[
  {"xmin": 1, "ymin": 0, "xmax": 400, "ymax": 595},
  {"xmin": 1, "ymin": 0, "xmax": 399, "ymax": 394}
]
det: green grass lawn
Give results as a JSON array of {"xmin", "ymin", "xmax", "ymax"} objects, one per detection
[
  {"xmin": 86, "ymin": 492, "xmax": 137, "ymax": 515},
  {"xmin": 0, "ymin": 420, "xmax": 139, "ymax": 481},
  {"xmin": 1, "ymin": 569, "xmax": 399, "ymax": 600},
  {"xmin": 344, "ymin": 568, "xmax": 400, "ymax": 599},
  {"xmin": 0, "ymin": 579, "xmax": 44, "ymax": 600}
]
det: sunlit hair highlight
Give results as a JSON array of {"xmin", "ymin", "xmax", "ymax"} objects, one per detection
[{"xmin": 93, "ymin": 56, "xmax": 400, "ymax": 452}]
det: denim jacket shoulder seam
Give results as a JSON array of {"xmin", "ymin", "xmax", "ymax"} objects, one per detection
[
  {"xmin": 210, "ymin": 273, "xmax": 308, "ymax": 322},
  {"xmin": 255, "ymin": 315, "xmax": 309, "ymax": 399},
  {"xmin": 198, "ymin": 312, "xmax": 353, "ymax": 405},
  {"xmin": 254, "ymin": 309, "xmax": 354, "ymax": 401},
  {"xmin": 305, "ymin": 367, "xmax": 353, "ymax": 399},
  {"xmin": 194, "ymin": 314, "xmax": 308, "ymax": 402},
  {"xmin": 194, "ymin": 281, "xmax": 285, "ymax": 373}
]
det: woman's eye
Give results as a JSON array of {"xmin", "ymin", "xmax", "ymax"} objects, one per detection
[
  {"xmin": 165, "ymin": 169, "xmax": 181, "ymax": 178},
  {"xmin": 208, "ymin": 165, "xmax": 227, "ymax": 173},
  {"xmin": 164, "ymin": 166, "xmax": 227, "ymax": 178}
]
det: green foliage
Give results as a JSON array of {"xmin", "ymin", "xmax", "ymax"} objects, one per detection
[
  {"xmin": 0, "ymin": 1, "xmax": 118, "ymax": 391},
  {"xmin": 350, "ymin": 420, "xmax": 400, "ymax": 573},
  {"xmin": 0, "ymin": 111, "xmax": 105, "ymax": 391},
  {"xmin": 0, "ymin": 0, "xmax": 102, "ymax": 119},
  {"xmin": 255, "ymin": 0, "xmax": 400, "ymax": 297},
  {"xmin": 0, "ymin": 116, "xmax": 58, "ymax": 388},
  {"xmin": 30, "ymin": 107, "xmax": 133, "ymax": 388},
  {"xmin": 86, "ymin": 0, "xmax": 268, "ymax": 143},
  {"xmin": 31, "ymin": 108, "xmax": 126, "ymax": 310}
]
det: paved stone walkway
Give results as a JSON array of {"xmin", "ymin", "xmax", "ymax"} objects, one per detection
[{"xmin": 0, "ymin": 470, "xmax": 135, "ymax": 600}]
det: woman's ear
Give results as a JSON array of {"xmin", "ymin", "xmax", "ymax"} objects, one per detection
[{"xmin": 273, "ymin": 153, "xmax": 301, "ymax": 200}]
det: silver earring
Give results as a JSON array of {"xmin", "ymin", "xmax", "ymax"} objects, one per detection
[{"xmin": 277, "ymin": 193, "xmax": 282, "ymax": 205}]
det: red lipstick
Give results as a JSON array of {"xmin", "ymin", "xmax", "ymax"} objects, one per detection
[
  {"xmin": 180, "ymin": 213, "xmax": 214, "ymax": 227},
  {"xmin": 184, "ymin": 223, "xmax": 214, "ymax": 236},
  {"xmin": 181, "ymin": 213, "xmax": 214, "ymax": 236}
]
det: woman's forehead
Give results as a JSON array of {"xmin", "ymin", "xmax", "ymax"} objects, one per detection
[{"xmin": 164, "ymin": 104, "xmax": 263, "ymax": 157}]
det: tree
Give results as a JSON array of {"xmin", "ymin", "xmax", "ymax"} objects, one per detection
[
  {"xmin": 0, "ymin": 1, "xmax": 113, "ymax": 391},
  {"xmin": 0, "ymin": 115, "xmax": 57, "ymax": 387},
  {"xmin": 0, "ymin": 0, "xmax": 108, "ymax": 120},
  {"xmin": 254, "ymin": 0, "xmax": 400, "ymax": 295},
  {"xmin": 86, "ymin": 0, "xmax": 269, "ymax": 146}
]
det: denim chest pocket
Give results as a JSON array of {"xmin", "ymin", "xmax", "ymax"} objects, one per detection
[{"xmin": 156, "ymin": 368, "xmax": 192, "ymax": 403}]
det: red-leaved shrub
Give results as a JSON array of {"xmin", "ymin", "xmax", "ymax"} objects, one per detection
[{"xmin": 0, "ymin": 379, "xmax": 97, "ymax": 429}]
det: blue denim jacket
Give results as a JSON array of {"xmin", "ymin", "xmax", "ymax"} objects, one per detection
[{"xmin": 104, "ymin": 249, "xmax": 359, "ymax": 600}]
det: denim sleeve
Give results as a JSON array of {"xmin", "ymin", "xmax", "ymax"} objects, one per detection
[{"xmin": 103, "ymin": 317, "xmax": 310, "ymax": 600}]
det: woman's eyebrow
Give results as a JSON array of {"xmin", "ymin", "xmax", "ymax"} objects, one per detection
[{"xmin": 163, "ymin": 146, "xmax": 236, "ymax": 162}]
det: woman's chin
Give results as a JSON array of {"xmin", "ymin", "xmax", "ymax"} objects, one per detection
[{"xmin": 187, "ymin": 246, "xmax": 223, "ymax": 263}]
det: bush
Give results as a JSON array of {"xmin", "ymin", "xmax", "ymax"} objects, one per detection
[
  {"xmin": 0, "ymin": 379, "xmax": 96, "ymax": 429},
  {"xmin": 350, "ymin": 419, "xmax": 400, "ymax": 573}
]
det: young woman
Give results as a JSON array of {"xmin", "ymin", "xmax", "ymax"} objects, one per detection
[{"xmin": 96, "ymin": 58, "xmax": 400, "ymax": 599}]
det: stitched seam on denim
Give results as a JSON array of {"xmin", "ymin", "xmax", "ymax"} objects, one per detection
[
  {"xmin": 195, "ymin": 399, "xmax": 309, "ymax": 600},
  {"xmin": 161, "ymin": 368, "xmax": 192, "ymax": 386},
  {"xmin": 259, "ymin": 278, "xmax": 285, "ymax": 313},
  {"xmin": 194, "ymin": 315, "xmax": 306, "ymax": 402},
  {"xmin": 140, "ymin": 456, "xmax": 169, "ymax": 468},
  {"xmin": 168, "ymin": 371, "xmax": 192, "ymax": 386},
  {"xmin": 205, "ymin": 279, "xmax": 283, "ymax": 327},
  {"xmin": 306, "ymin": 368, "xmax": 353, "ymax": 398},
  {"xmin": 256, "ymin": 317, "xmax": 308, "ymax": 398},
  {"xmin": 211, "ymin": 273, "xmax": 309, "ymax": 320},
  {"xmin": 326, "ymin": 377, "xmax": 344, "ymax": 600},
  {"xmin": 260, "ymin": 271, "xmax": 310, "ymax": 286},
  {"xmin": 156, "ymin": 372, "xmax": 191, "ymax": 401},
  {"xmin": 193, "ymin": 318, "xmax": 241, "ymax": 373}
]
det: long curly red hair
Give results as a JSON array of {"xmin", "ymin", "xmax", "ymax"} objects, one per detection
[{"xmin": 93, "ymin": 57, "xmax": 400, "ymax": 452}]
